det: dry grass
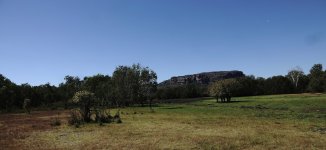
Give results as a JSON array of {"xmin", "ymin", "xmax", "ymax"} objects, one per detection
[{"xmin": 1, "ymin": 94, "xmax": 326, "ymax": 149}]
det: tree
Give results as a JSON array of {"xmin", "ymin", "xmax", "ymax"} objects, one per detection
[
  {"xmin": 287, "ymin": 66, "xmax": 304, "ymax": 89},
  {"xmin": 112, "ymin": 66, "xmax": 134, "ymax": 106},
  {"xmin": 0, "ymin": 75, "xmax": 25, "ymax": 112},
  {"xmin": 209, "ymin": 78, "xmax": 240, "ymax": 102},
  {"xmin": 310, "ymin": 64, "xmax": 323, "ymax": 77},
  {"xmin": 296, "ymin": 75, "xmax": 310, "ymax": 93},
  {"xmin": 263, "ymin": 76, "xmax": 293, "ymax": 94},
  {"xmin": 83, "ymin": 74, "xmax": 112, "ymax": 106},
  {"xmin": 139, "ymin": 67, "xmax": 157, "ymax": 109},
  {"xmin": 235, "ymin": 75, "xmax": 259, "ymax": 96},
  {"xmin": 72, "ymin": 90, "xmax": 96, "ymax": 122},
  {"xmin": 112, "ymin": 64, "xmax": 158, "ymax": 107},
  {"xmin": 60, "ymin": 76, "xmax": 82, "ymax": 108},
  {"xmin": 308, "ymin": 64, "xmax": 325, "ymax": 92}
]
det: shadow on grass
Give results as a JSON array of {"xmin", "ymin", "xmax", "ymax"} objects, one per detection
[
  {"xmin": 216, "ymin": 100, "xmax": 252, "ymax": 103},
  {"xmin": 160, "ymin": 106, "xmax": 184, "ymax": 109}
]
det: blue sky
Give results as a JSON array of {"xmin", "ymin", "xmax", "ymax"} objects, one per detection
[{"xmin": 0, "ymin": 0, "xmax": 325, "ymax": 86}]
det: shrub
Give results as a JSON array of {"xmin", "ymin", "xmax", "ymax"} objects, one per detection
[
  {"xmin": 113, "ymin": 111, "xmax": 122, "ymax": 123},
  {"xmin": 72, "ymin": 91, "xmax": 95, "ymax": 122},
  {"xmin": 50, "ymin": 117, "xmax": 61, "ymax": 126},
  {"xmin": 95, "ymin": 109, "xmax": 113, "ymax": 124},
  {"xmin": 68, "ymin": 109, "xmax": 83, "ymax": 127},
  {"xmin": 23, "ymin": 98, "xmax": 31, "ymax": 114}
]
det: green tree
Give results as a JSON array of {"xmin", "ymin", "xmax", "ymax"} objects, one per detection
[
  {"xmin": 0, "ymin": 74, "xmax": 20, "ymax": 112},
  {"xmin": 112, "ymin": 64, "xmax": 157, "ymax": 107},
  {"xmin": 263, "ymin": 76, "xmax": 293, "ymax": 94},
  {"xmin": 72, "ymin": 90, "xmax": 96, "ymax": 122},
  {"xmin": 209, "ymin": 78, "xmax": 240, "ymax": 102},
  {"xmin": 60, "ymin": 76, "xmax": 82, "ymax": 108},
  {"xmin": 139, "ymin": 67, "xmax": 157, "ymax": 109},
  {"xmin": 287, "ymin": 66, "xmax": 304, "ymax": 90},
  {"xmin": 83, "ymin": 74, "xmax": 112, "ymax": 105},
  {"xmin": 308, "ymin": 64, "xmax": 325, "ymax": 92},
  {"xmin": 235, "ymin": 76, "xmax": 259, "ymax": 96},
  {"xmin": 112, "ymin": 66, "xmax": 133, "ymax": 106}
]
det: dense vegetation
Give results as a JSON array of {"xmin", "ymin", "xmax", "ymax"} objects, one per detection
[
  {"xmin": 1, "ymin": 63, "xmax": 326, "ymax": 112},
  {"xmin": 158, "ymin": 64, "xmax": 326, "ymax": 99},
  {"xmin": 0, "ymin": 64, "xmax": 157, "ymax": 112}
]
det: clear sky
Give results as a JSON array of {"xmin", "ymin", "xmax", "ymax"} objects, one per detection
[{"xmin": 0, "ymin": 0, "xmax": 325, "ymax": 86}]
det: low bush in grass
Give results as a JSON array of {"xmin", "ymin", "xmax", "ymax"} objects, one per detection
[
  {"xmin": 50, "ymin": 113, "xmax": 62, "ymax": 126},
  {"xmin": 95, "ymin": 109, "xmax": 113, "ymax": 124},
  {"xmin": 69, "ymin": 91, "xmax": 123, "ymax": 127},
  {"xmin": 113, "ymin": 111, "xmax": 122, "ymax": 124},
  {"xmin": 68, "ymin": 107, "xmax": 123, "ymax": 127},
  {"xmin": 68, "ymin": 109, "xmax": 83, "ymax": 127},
  {"xmin": 50, "ymin": 118, "xmax": 61, "ymax": 126}
]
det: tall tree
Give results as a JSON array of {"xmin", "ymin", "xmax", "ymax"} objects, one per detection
[
  {"xmin": 308, "ymin": 64, "xmax": 325, "ymax": 92},
  {"xmin": 83, "ymin": 74, "xmax": 112, "ymax": 106},
  {"xmin": 112, "ymin": 66, "xmax": 133, "ymax": 106},
  {"xmin": 287, "ymin": 66, "xmax": 304, "ymax": 90},
  {"xmin": 263, "ymin": 76, "xmax": 294, "ymax": 94},
  {"xmin": 60, "ymin": 76, "xmax": 82, "ymax": 108},
  {"xmin": 139, "ymin": 67, "xmax": 157, "ymax": 108},
  {"xmin": 112, "ymin": 64, "xmax": 157, "ymax": 107}
]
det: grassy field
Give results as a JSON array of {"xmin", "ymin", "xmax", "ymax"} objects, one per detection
[{"xmin": 1, "ymin": 93, "xmax": 326, "ymax": 149}]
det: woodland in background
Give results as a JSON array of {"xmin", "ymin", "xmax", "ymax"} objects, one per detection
[
  {"xmin": 0, "ymin": 64, "xmax": 157, "ymax": 112},
  {"xmin": 1, "ymin": 64, "xmax": 326, "ymax": 112}
]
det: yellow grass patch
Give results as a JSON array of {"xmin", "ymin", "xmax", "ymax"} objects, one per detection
[{"xmin": 20, "ymin": 111, "xmax": 326, "ymax": 150}]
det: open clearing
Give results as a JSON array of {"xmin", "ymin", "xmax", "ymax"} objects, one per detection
[{"xmin": 1, "ymin": 94, "xmax": 326, "ymax": 150}]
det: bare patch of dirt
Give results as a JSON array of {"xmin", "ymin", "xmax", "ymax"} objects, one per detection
[{"xmin": 0, "ymin": 110, "xmax": 69, "ymax": 149}]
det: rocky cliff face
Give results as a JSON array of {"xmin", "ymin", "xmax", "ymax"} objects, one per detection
[{"xmin": 159, "ymin": 71, "xmax": 245, "ymax": 87}]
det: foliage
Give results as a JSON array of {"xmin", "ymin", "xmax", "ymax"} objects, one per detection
[
  {"xmin": 83, "ymin": 74, "xmax": 113, "ymax": 106},
  {"xmin": 1, "ymin": 63, "xmax": 326, "ymax": 112},
  {"xmin": 287, "ymin": 66, "xmax": 304, "ymax": 88},
  {"xmin": 23, "ymin": 98, "xmax": 31, "ymax": 114},
  {"xmin": 60, "ymin": 76, "xmax": 82, "ymax": 108},
  {"xmin": 50, "ymin": 114, "xmax": 61, "ymax": 126},
  {"xmin": 263, "ymin": 76, "xmax": 294, "ymax": 95},
  {"xmin": 209, "ymin": 78, "xmax": 240, "ymax": 102},
  {"xmin": 68, "ymin": 109, "xmax": 83, "ymax": 127},
  {"xmin": 72, "ymin": 90, "xmax": 96, "ymax": 122},
  {"xmin": 95, "ymin": 109, "xmax": 113, "ymax": 124},
  {"xmin": 112, "ymin": 64, "xmax": 157, "ymax": 107},
  {"xmin": 308, "ymin": 64, "xmax": 326, "ymax": 92},
  {"xmin": 113, "ymin": 111, "xmax": 122, "ymax": 123}
]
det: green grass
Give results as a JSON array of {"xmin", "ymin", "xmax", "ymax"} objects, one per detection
[{"xmin": 17, "ymin": 94, "xmax": 326, "ymax": 149}]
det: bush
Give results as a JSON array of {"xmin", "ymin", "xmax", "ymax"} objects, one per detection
[
  {"xmin": 113, "ymin": 111, "xmax": 122, "ymax": 123},
  {"xmin": 116, "ymin": 117, "xmax": 122, "ymax": 124},
  {"xmin": 50, "ymin": 113, "xmax": 61, "ymax": 126},
  {"xmin": 95, "ymin": 109, "xmax": 113, "ymax": 124},
  {"xmin": 68, "ymin": 109, "xmax": 83, "ymax": 127},
  {"xmin": 72, "ymin": 91, "xmax": 95, "ymax": 122},
  {"xmin": 50, "ymin": 118, "xmax": 61, "ymax": 126}
]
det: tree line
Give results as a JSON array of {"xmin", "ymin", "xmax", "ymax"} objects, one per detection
[
  {"xmin": 0, "ymin": 64, "xmax": 157, "ymax": 112},
  {"xmin": 157, "ymin": 64, "xmax": 326, "ymax": 99},
  {"xmin": 1, "ymin": 63, "xmax": 326, "ymax": 112}
]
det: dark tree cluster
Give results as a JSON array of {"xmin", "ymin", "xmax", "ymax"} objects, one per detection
[
  {"xmin": 159, "ymin": 64, "xmax": 326, "ymax": 100},
  {"xmin": 1, "ymin": 63, "xmax": 325, "ymax": 112},
  {"xmin": 0, "ymin": 64, "xmax": 157, "ymax": 112},
  {"xmin": 0, "ymin": 75, "xmax": 64, "ymax": 112}
]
